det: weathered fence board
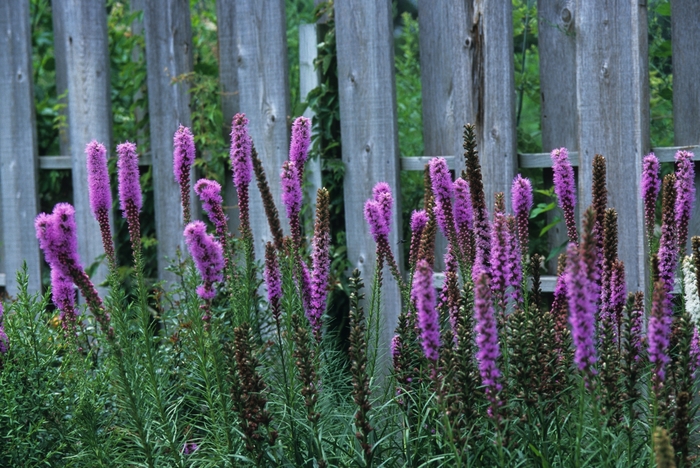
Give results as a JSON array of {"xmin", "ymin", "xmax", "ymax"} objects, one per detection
[
  {"xmin": 671, "ymin": 0, "xmax": 700, "ymax": 252},
  {"xmin": 335, "ymin": 0, "xmax": 402, "ymax": 369},
  {"xmin": 538, "ymin": 0, "xmax": 578, "ymax": 271},
  {"xmin": 142, "ymin": 0, "xmax": 193, "ymax": 282},
  {"xmin": 52, "ymin": 0, "xmax": 113, "ymax": 288},
  {"xmin": 299, "ymin": 24, "xmax": 323, "ymax": 226},
  {"xmin": 0, "ymin": 0, "xmax": 42, "ymax": 294},
  {"xmin": 476, "ymin": 0, "xmax": 518, "ymax": 212},
  {"xmin": 576, "ymin": 0, "xmax": 649, "ymax": 291},
  {"xmin": 233, "ymin": 0, "xmax": 291, "ymax": 257}
]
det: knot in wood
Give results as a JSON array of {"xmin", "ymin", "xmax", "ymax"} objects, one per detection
[
  {"xmin": 364, "ymin": 144, "xmax": 371, "ymax": 154},
  {"xmin": 561, "ymin": 7, "xmax": 572, "ymax": 24},
  {"xmin": 464, "ymin": 36, "xmax": 473, "ymax": 49}
]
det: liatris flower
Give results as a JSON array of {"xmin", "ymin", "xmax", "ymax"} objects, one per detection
[
  {"xmin": 281, "ymin": 160, "xmax": 303, "ymax": 247},
  {"xmin": 35, "ymin": 204, "xmax": 110, "ymax": 335},
  {"xmin": 412, "ymin": 259, "xmax": 440, "ymax": 362},
  {"xmin": 409, "ymin": 210, "xmax": 428, "ymax": 267},
  {"xmin": 642, "ymin": 153, "xmax": 661, "ymax": 245},
  {"xmin": 439, "ymin": 244, "xmax": 460, "ymax": 337},
  {"xmin": 506, "ymin": 215, "xmax": 523, "ymax": 305},
  {"xmin": 489, "ymin": 203, "xmax": 510, "ymax": 310},
  {"xmin": 429, "ymin": 158, "xmax": 456, "ymax": 239},
  {"xmin": 565, "ymin": 208, "xmax": 599, "ymax": 378},
  {"xmin": 658, "ymin": 174, "xmax": 678, "ymax": 297},
  {"xmin": 653, "ymin": 427, "xmax": 677, "ymax": 468},
  {"xmin": 693, "ymin": 237, "xmax": 700, "ymax": 308},
  {"xmin": 675, "ymin": 150, "xmax": 695, "ymax": 253},
  {"xmin": 609, "ymin": 260, "xmax": 627, "ymax": 341},
  {"xmin": 184, "ymin": 221, "xmax": 224, "ymax": 301},
  {"xmin": 372, "ymin": 182, "xmax": 393, "ymax": 228},
  {"xmin": 182, "ymin": 442, "xmax": 199, "ymax": 455},
  {"xmin": 0, "ymin": 303, "xmax": 8, "ymax": 354},
  {"xmin": 85, "ymin": 140, "xmax": 115, "ymax": 267},
  {"xmin": 289, "ymin": 116, "xmax": 311, "ymax": 175},
  {"xmin": 474, "ymin": 272, "xmax": 502, "ymax": 416},
  {"xmin": 453, "ymin": 177, "xmax": 475, "ymax": 261},
  {"xmin": 194, "ymin": 179, "xmax": 228, "ymax": 251},
  {"xmin": 364, "ymin": 184, "xmax": 403, "ymax": 285},
  {"xmin": 682, "ymin": 256, "xmax": 700, "ymax": 326},
  {"xmin": 116, "ymin": 141, "xmax": 142, "ymax": 253},
  {"xmin": 308, "ymin": 188, "xmax": 331, "ymax": 341},
  {"xmin": 463, "ymin": 125, "xmax": 490, "ymax": 275},
  {"xmin": 511, "ymin": 174, "xmax": 533, "ymax": 257},
  {"xmin": 264, "ymin": 242, "xmax": 282, "ymax": 327},
  {"xmin": 252, "ymin": 148, "xmax": 284, "ymax": 251},
  {"xmin": 173, "ymin": 125, "xmax": 195, "ymax": 225},
  {"xmin": 648, "ymin": 278, "xmax": 672, "ymax": 391},
  {"xmin": 51, "ymin": 268, "xmax": 78, "ymax": 337},
  {"xmin": 601, "ymin": 208, "xmax": 619, "ymax": 312},
  {"xmin": 551, "ymin": 254, "xmax": 569, "ymax": 354},
  {"xmin": 230, "ymin": 113, "xmax": 253, "ymax": 240},
  {"xmin": 551, "ymin": 147, "xmax": 578, "ymax": 244},
  {"xmin": 691, "ymin": 327, "xmax": 700, "ymax": 375}
]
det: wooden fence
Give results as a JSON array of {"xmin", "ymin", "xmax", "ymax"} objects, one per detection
[{"xmin": 1, "ymin": 1, "xmax": 700, "ymax": 346}]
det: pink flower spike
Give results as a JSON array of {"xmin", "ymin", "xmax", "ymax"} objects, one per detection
[
  {"xmin": 116, "ymin": 141, "xmax": 142, "ymax": 215},
  {"xmin": 674, "ymin": 150, "xmax": 695, "ymax": 252},
  {"xmin": 641, "ymin": 153, "xmax": 661, "ymax": 239},
  {"xmin": 173, "ymin": 125, "xmax": 195, "ymax": 184},
  {"xmin": 412, "ymin": 259, "xmax": 440, "ymax": 362},
  {"xmin": 85, "ymin": 141, "xmax": 111, "ymax": 216},
  {"xmin": 551, "ymin": 147, "xmax": 577, "ymax": 244},
  {"xmin": 289, "ymin": 116, "xmax": 311, "ymax": 169},
  {"xmin": 230, "ymin": 113, "xmax": 253, "ymax": 189},
  {"xmin": 184, "ymin": 221, "xmax": 225, "ymax": 301}
]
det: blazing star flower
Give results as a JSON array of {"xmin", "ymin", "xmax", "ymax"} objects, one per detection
[
  {"xmin": 308, "ymin": 189, "xmax": 331, "ymax": 341},
  {"xmin": 412, "ymin": 259, "xmax": 440, "ymax": 362},
  {"xmin": 658, "ymin": 174, "xmax": 678, "ymax": 298},
  {"xmin": 364, "ymin": 199, "xmax": 389, "ymax": 242},
  {"xmin": 264, "ymin": 242, "xmax": 282, "ymax": 325},
  {"xmin": 642, "ymin": 153, "xmax": 661, "ymax": 241},
  {"xmin": 289, "ymin": 116, "xmax": 311, "ymax": 170},
  {"xmin": 194, "ymin": 178, "xmax": 228, "ymax": 246},
  {"xmin": 506, "ymin": 215, "xmax": 523, "ymax": 305},
  {"xmin": 281, "ymin": 160, "xmax": 303, "ymax": 247},
  {"xmin": 551, "ymin": 147, "xmax": 577, "ymax": 244},
  {"xmin": 173, "ymin": 125, "xmax": 196, "ymax": 224},
  {"xmin": 490, "ymin": 211, "xmax": 510, "ymax": 309},
  {"xmin": 429, "ymin": 158, "xmax": 455, "ymax": 237},
  {"xmin": 675, "ymin": 150, "xmax": 695, "ymax": 253},
  {"xmin": 453, "ymin": 178, "xmax": 473, "ymax": 231},
  {"xmin": 51, "ymin": 268, "xmax": 77, "ymax": 334},
  {"xmin": 372, "ymin": 182, "xmax": 393, "ymax": 228},
  {"xmin": 474, "ymin": 271, "xmax": 502, "ymax": 417},
  {"xmin": 86, "ymin": 141, "xmax": 112, "ymax": 217},
  {"xmin": 230, "ymin": 113, "xmax": 253, "ymax": 189},
  {"xmin": 691, "ymin": 326, "xmax": 700, "ymax": 375},
  {"xmin": 184, "ymin": 221, "xmax": 225, "ymax": 301},
  {"xmin": 0, "ymin": 303, "xmax": 8, "ymax": 354},
  {"xmin": 116, "ymin": 142, "xmax": 142, "ymax": 215},
  {"xmin": 648, "ymin": 279, "xmax": 672, "ymax": 390},
  {"xmin": 511, "ymin": 174, "xmax": 533, "ymax": 256}
]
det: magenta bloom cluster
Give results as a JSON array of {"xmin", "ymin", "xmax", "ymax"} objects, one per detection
[
  {"xmin": 281, "ymin": 161, "xmax": 302, "ymax": 221},
  {"xmin": 230, "ymin": 113, "xmax": 253, "ymax": 189},
  {"xmin": 411, "ymin": 209, "xmax": 428, "ymax": 233},
  {"xmin": 648, "ymin": 281, "xmax": 672, "ymax": 384},
  {"xmin": 551, "ymin": 148, "xmax": 577, "ymax": 243},
  {"xmin": 489, "ymin": 211, "xmax": 510, "ymax": 307},
  {"xmin": 264, "ymin": 249, "xmax": 282, "ymax": 315},
  {"xmin": 474, "ymin": 272, "xmax": 502, "ymax": 393},
  {"xmin": 453, "ymin": 178, "xmax": 472, "ymax": 231},
  {"xmin": 173, "ymin": 125, "xmax": 195, "ymax": 183},
  {"xmin": 194, "ymin": 179, "xmax": 228, "ymax": 234},
  {"xmin": 364, "ymin": 183, "xmax": 393, "ymax": 242},
  {"xmin": 308, "ymin": 220, "xmax": 331, "ymax": 340},
  {"xmin": 51, "ymin": 268, "xmax": 76, "ymax": 328},
  {"xmin": 641, "ymin": 153, "xmax": 661, "ymax": 235},
  {"xmin": 0, "ymin": 303, "xmax": 8, "ymax": 354},
  {"xmin": 412, "ymin": 259, "xmax": 440, "ymax": 362},
  {"xmin": 289, "ymin": 116, "xmax": 311, "ymax": 168},
  {"xmin": 116, "ymin": 142, "xmax": 142, "ymax": 214},
  {"xmin": 674, "ymin": 150, "xmax": 695, "ymax": 251},
  {"xmin": 565, "ymin": 242, "xmax": 599, "ymax": 375},
  {"xmin": 511, "ymin": 174, "xmax": 533, "ymax": 254},
  {"xmin": 86, "ymin": 141, "xmax": 111, "ymax": 215},
  {"xmin": 184, "ymin": 221, "xmax": 225, "ymax": 300},
  {"xmin": 429, "ymin": 158, "xmax": 455, "ymax": 237},
  {"xmin": 35, "ymin": 203, "xmax": 82, "ymax": 271}
]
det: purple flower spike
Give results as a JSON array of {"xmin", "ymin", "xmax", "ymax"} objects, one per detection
[
  {"xmin": 512, "ymin": 175, "xmax": 533, "ymax": 256},
  {"xmin": 184, "ymin": 221, "xmax": 225, "ymax": 301},
  {"xmin": 642, "ymin": 153, "xmax": 661, "ymax": 241},
  {"xmin": 453, "ymin": 178, "xmax": 473, "ymax": 231},
  {"xmin": 412, "ymin": 259, "xmax": 440, "ymax": 362},
  {"xmin": 691, "ymin": 326, "xmax": 700, "ymax": 375},
  {"xmin": 308, "ymin": 199, "xmax": 331, "ymax": 341},
  {"xmin": 364, "ymin": 200, "xmax": 389, "ymax": 242},
  {"xmin": 474, "ymin": 272, "xmax": 502, "ymax": 416},
  {"xmin": 116, "ymin": 142, "xmax": 142, "ymax": 215},
  {"xmin": 675, "ymin": 150, "xmax": 695, "ymax": 253},
  {"xmin": 173, "ymin": 125, "xmax": 196, "ymax": 224},
  {"xmin": 490, "ymin": 211, "xmax": 510, "ymax": 310},
  {"xmin": 551, "ymin": 147, "xmax": 578, "ymax": 244},
  {"xmin": 506, "ymin": 216, "xmax": 523, "ymax": 305},
  {"xmin": 0, "ymin": 303, "xmax": 8, "ymax": 354},
  {"xmin": 372, "ymin": 182, "xmax": 393, "ymax": 228},
  {"xmin": 194, "ymin": 179, "xmax": 228, "ymax": 246},
  {"xmin": 409, "ymin": 209, "xmax": 428, "ymax": 266},
  {"xmin": 281, "ymin": 160, "xmax": 303, "ymax": 247},
  {"xmin": 230, "ymin": 113, "xmax": 253, "ymax": 189},
  {"xmin": 648, "ymin": 279, "xmax": 672, "ymax": 391},
  {"xmin": 565, "ymin": 240, "xmax": 598, "ymax": 377},
  {"xmin": 86, "ymin": 141, "xmax": 111, "ymax": 216},
  {"xmin": 51, "ymin": 268, "xmax": 78, "ymax": 335},
  {"xmin": 264, "ymin": 243, "xmax": 282, "ymax": 326},
  {"xmin": 429, "ymin": 158, "xmax": 455, "ymax": 237},
  {"xmin": 289, "ymin": 116, "xmax": 311, "ymax": 170}
]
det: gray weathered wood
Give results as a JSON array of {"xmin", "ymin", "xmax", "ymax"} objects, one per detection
[
  {"xmin": 401, "ymin": 156, "xmax": 457, "ymax": 171},
  {"xmin": 335, "ymin": 0, "xmax": 402, "ymax": 371},
  {"xmin": 52, "ymin": 0, "xmax": 113, "ymax": 288},
  {"xmin": 0, "ymin": 0, "xmax": 42, "ymax": 294},
  {"xmin": 576, "ymin": 0, "xmax": 649, "ymax": 291},
  {"xmin": 233, "ymin": 0, "xmax": 291, "ymax": 257},
  {"xmin": 142, "ymin": 0, "xmax": 193, "ymax": 282},
  {"xmin": 537, "ymin": 0, "xmax": 578, "ymax": 271},
  {"xmin": 130, "ymin": 0, "xmax": 146, "ymax": 148},
  {"xmin": 476, "ymin": 0, "xmax": 518, "ymax": 212},
  {"xmin": 299, "ymin": 24, "xmax": 323, "ymax": 234},
  {"xmin": 671, "ymin": 0, "xmax": 700, "ymax": 252},
  {"xmin": 519, "ymin": 151, "xmax": 580, "ymax": 168}
]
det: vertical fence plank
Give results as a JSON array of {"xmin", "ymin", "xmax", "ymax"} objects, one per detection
[
  {"xmin": 671, "ymin": 0, "xmax": 700, "ymax": 248},
  {"xmin": 143, "ymin": 0, "xmax": 193, "ymax": 282},
  {"xmin": 299, "ymin": 24, "xmax": 323, "ymax": 231},
  {"xmin": 537, "ymin": 0, "xmax": 577, "ymax": 271},
  {"xmin": 475, "ymin": 1, "xmax": 517, "ymax": 212},
  {"xmin": 215, "ymin": 0, "xmax": 241, "ymax": 237},
  {"xmin": 52, "ymin": 0, "xmax": 113, "ymax": 288},
  {"xmin": 335, "ymin": 0, "xmax": 402, "ymax": 368},
  {"xmin": 417, "ymin": 1, "xmax": 473, "ymax": 269},
  {"xmin": 576, "ymin": 1, "xmax": 649, "ymax": 291},
  {"xmin": 0, "ymin": 0, "xmax": 42, "ymax": 293},
  {"xmin": 234, "ymin": 0, "xmax": 290, "ymax": 258}
]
